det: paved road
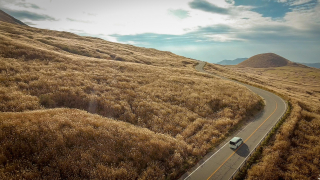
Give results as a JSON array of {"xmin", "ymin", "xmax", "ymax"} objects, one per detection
[{"xmin": 179, "ymin": 61, "xmax": 287, "ymax": 180}]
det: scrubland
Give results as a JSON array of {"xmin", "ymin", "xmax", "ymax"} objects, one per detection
[
  {"xmin": 0, "ymin": 22, "xmax": 262, "ymax": 179},
  {"xmin": 204, "ymin": 64, "xmax": 320, "ymax": 179}
]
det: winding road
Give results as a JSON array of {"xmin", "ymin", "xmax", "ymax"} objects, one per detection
[{"xmin": 179, "ymin": 61, "xmax": 287, "ymax": 180}]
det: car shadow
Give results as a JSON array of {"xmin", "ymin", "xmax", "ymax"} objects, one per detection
[
  {"xmin": 251, "ymin": 109, "xmax": 265, "ymax": 122},
  {"xmin": 235, "ymin": 143, "xmax": 250, "ymax": 157}
]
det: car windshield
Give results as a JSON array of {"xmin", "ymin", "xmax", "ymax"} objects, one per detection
[{"xmin": 230, "ymin": 141, "xmax": 236, "ymax": 145}]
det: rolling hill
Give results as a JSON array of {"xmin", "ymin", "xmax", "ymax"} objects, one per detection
[
  {"xmin": 237, "ymin": 53, "xmax": 304, "ymax": 68},
  {"xmin": 217, "ymin": 56, "xmax": 319, "ymax": 69},
  {"xmin": 0, "ymin": 13, "xmax": 263, "ymax": 179}
]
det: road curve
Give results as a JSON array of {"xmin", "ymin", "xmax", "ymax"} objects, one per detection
[{"xmin": 179, "ymin": 61, "xmax": 287, "ymax": 180}]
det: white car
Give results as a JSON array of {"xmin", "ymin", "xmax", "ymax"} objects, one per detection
[{"xmin": 229, "ymin": 137, "xmax": 243, "ymax": 149}]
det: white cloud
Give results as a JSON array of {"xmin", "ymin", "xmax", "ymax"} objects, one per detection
[
  {"xmin": 205, "ymin": 34, "xmax": 245, "ymax": 42},
  {"xmin": 276, "ymin": 0, "xmax": 288, "ymax": 3},
  {"xmin": 0, "ymin": 0, "xmax": 240, "ymax": 36},
  {"xmin": 1, "ymin": 0, "xmax": 319, "ymax": 63},
  {"xmin": 2, "ymin": 0, "xmax": 320, "ymax": 48},
  {"xmin": 289, "ymin": 0, "xmax": 314, "ymax": 6},
  {"xmin": 99, "ymin": 35, "xmax": 119, "ymax": 43},
  {"xmin": 284, "ymin": 1, "xmax": 320, "ymax": 31}
]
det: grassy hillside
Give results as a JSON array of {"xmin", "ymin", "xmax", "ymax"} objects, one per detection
[
  {"xmin": 204, "ymin": 63, "xmax": 320, "ymax": 179},
  {"xmin": 0, "ymin": 21, "xmax": 195, "ymax": 68},
  {"xmin": 237, "ymin": 53, "xmax": 303, "ymax": 68},
  {"xmin": 0, "ymin": 22, "xmax": 263, "ymax": 179},
  {"xmin": 0, "ymin": 109, "xmax": 191, "ymax": 179}
]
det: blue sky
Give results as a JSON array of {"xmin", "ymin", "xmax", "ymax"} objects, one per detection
[{"xmin": 1, "ymin": 0, "xmax": 319, "ymax": 63}]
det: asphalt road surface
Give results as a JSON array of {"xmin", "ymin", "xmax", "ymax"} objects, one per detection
[{"xmin": 179, "ymin": 61, "xmax": 287, "ymax": 180}]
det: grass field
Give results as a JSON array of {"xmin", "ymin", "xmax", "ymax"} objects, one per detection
[
  {"xmin": 0, "ymin": 22, "xmax": 263, "ymax": 179},
  {"xmin": 0, "ymin": 109, "xmax": 191, "ymax": 179},
  {"xmin": 204, "ymin": 63, "xmax": 320, "ymax": 180}
]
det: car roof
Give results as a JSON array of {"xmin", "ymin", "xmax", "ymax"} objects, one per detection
[{"xmin": 230, "ymin": 137, "xmax": 242, "ymax": 142}]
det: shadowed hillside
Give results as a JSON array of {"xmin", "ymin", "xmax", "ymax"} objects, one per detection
[
  {"xmin": 0, "ymin": 9, "xmax": 27, "ymax": 26},
  {"xmin": 0, "ymin": 19, "xmax": 263, "ymax": 179},
  {"xmin": 237, "ymin": 53, "xmax": 304, "ymax": 68}
]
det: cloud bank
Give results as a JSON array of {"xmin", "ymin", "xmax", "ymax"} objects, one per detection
[
  {"xmin": 2, "ymin": 8, "xmax": 57, "ymax": 21},
  {"xmin": 0, "ymin": 0, "xmax": 319, "ymax": 63},
  {"xmin": 189, "ymin": 0, "xmax": 230, "ymax": 14}
]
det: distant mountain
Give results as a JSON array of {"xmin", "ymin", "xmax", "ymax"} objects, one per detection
[
  {"xmin": 216, "ymin": 58, "xmax": 247, "ymax": 65},
  {"xmin": 0, "ymin": 9, "xmax": 27, "ymax": 26},
  {"xmin": 237, "ymin": 53, "xmax": 306, "ymax": 68},
  {"xmin": 301, "ymin": 63, "xmax": 320, "ymax": 69}
]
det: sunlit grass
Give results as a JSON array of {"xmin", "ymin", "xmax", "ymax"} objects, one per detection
[
  {"xmin": 0, "ymin": 22, "xmax": 263, "ymax": 179},
  {"xmin": 0, "ymin": 109, "xmax": 191, "ymax": 179}
]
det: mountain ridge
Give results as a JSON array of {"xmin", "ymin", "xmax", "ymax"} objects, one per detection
[{"xmin": 216, "ymin": 58, "xmax": 247, "ymax": 65}]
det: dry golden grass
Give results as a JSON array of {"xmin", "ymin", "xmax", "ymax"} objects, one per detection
[
  {"xmin": 204, "ymin": 63, "xmax": 320, "ymax": 180},
  {"xmin": 0, "ymin": 21, "xmax": 196, "ymax": 69},
  {"xmin": 0, "ymin": 109, "xmax": 191, "ymax": 179},
  {"xmin": 0, "ymin": 22, "xmax": 262, "ymax": 179}
]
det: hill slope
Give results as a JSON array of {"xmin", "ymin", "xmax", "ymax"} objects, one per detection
[
  {"xmin": 237, "ymin": 53, "xmax": 303, "ymax": 68},
  {"xmin": 0, "ymin": 22, "xmax": 263, "ymax": 179},
  {"xmin": 0, "ymin": 9, "xmax": 27, "ymax": 26}
]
